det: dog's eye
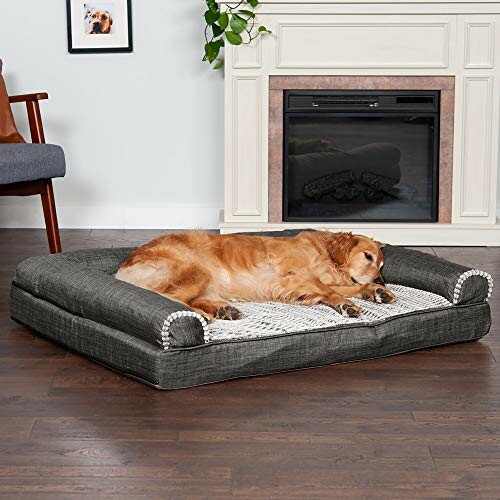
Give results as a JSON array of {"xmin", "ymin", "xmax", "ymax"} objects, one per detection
[{"xmin": 364, "ymin": 252, "xmax": 373, "ymax": 261}]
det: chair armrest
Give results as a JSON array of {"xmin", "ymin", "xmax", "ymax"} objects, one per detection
[
  {"xmin": 381, "ymin": 245, "xmax": 493, "ymax": 305},
  {"xmin": 9, "ymin": 92, "xmax": 49, "ymax": 104}
]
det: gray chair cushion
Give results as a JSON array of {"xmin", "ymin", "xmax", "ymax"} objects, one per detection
[{"xmin": 0, "ymin": 143, "xmax": 66, "ymax": 185}]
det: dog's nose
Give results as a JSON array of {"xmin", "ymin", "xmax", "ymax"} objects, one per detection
[{"xmin": 374, "ymin": 277, "xmax": 385, "ymax": 285}]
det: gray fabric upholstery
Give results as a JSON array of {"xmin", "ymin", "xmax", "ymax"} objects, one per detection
[
  {"xmin": 0, "ymin": 143, "xmax": 66, "ymax": 185},
  {"xmin": 11, "ymin": 286, "xmax": 164, "ymax": 386},
  {"xmin": 156, "ymin": 302, "xmax": 490, "ymax": 389},
  {"xmin": 10, "ymin": 284, "xmax": 491, "ymax": 390},
  {"xmin": 381, "ymin": 245, "xmax": 490, "ymax": 304},
  {"xmin": 11, "ymin": 239, "xmax": 492, "ymax": 350},
  {"xmin": 12, "ymin": 250, "xmax": 202, "ymax": 348},
  {"xmin": 9, "ymin": 237, "xmax": 493, "ymax": 388}
]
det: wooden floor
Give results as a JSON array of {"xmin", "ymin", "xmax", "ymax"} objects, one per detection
[{"xmin": 1, "ymin": 229, "xmax": 500, "ymax": 498}]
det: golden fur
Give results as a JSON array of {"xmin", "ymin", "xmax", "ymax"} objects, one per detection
[
  {"xmin": 88, "ymin": 10, "xmax": 113, "ymax": 34},
  {"xmin": 116, "ymin": 231, "xmax": 395, "ymax": 321}
]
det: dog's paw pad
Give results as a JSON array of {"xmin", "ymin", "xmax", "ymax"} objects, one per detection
[
  {"xmin": 374, "ymin": 287, "xmax": 395, "ymax": 304},
  {"xmin": 216, "ymin": 305, "xmax": 243, "ymax": 321},
  {"xmin": 335, "ymin": 302, "xmax": 362, "ymax": 318}
]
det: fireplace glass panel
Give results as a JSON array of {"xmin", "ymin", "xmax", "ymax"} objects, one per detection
[{"xmin": 283, "ymin": 90, "xmax": 440, "ymax": 222}]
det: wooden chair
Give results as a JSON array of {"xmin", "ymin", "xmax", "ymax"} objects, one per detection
[{"xmin": 0, "ymin": 93, "xmax": 62, "ymax": 253}]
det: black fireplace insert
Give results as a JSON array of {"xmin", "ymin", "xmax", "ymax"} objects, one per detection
[{"xmin": 283, "ymin": 90, "xmax": 440, "ymax": 222}]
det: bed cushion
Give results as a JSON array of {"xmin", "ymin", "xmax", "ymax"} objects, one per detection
[{"xmin": 10, "ymin": 232, "xmax": 493, "ymax": 389}]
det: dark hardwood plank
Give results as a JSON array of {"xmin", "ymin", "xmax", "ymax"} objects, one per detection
[{"xmin": 0, "ymin": 417, "xmax": 35, "ymax": 442}]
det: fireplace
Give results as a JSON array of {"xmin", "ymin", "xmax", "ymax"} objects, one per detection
[
  {"xmin": 283, "ymin": 90, "xmax": 440, "ymax": 222},
  {"xmin": 268, "ymin": 76, "xmax": 455, "ymax": 226},
  {"xmin": 221, "ymin": 2, "xmax": 500, "ymax": 245}
]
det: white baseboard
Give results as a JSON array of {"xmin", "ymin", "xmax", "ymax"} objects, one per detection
[
  {"xmin": 0, "ymin": 203, "xmax": 222, "ymax": 229},
  {"xmin": 2, "ymin": 204, "xmax": 500, "ymax": 234}
]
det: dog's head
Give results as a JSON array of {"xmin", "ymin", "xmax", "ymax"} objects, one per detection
[
  {"xmin": 326, "ymin": 232, "xmax": 385, "ymax": 285},
  {"xmin": 88, "ymin": 9, "xmax": 113, "ymax": 34}
]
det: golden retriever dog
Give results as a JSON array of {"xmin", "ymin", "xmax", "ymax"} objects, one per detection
[
  {"xmin": 116, "ymin": 231, "xmax": 395, "ymax": 322},
  {"xmin": 87, "ymin": 9, "xmax": 113, "ymax": 34}
]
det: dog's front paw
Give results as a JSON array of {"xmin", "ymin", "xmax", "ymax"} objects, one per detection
[
  {"xmin": 333, "ymin": 301, "xmax": 362, "ymax": 318},
  {"xmin": 215, "ymin": 305, "xmax": 243, "ymax": 321},
  {"xmin": 363, "ymin": 284, "xmax": 396, "ymax": 304}
]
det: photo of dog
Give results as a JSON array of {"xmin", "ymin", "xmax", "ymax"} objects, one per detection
[
  {"xmin": 84, "ymin": 3, "xmax": 113, "ymax": 34},
  {"xmin": 67, "ymin": 0, "xmax": 132, "ymax": 53},
  {"xmin": 116, "ymin": 230, "xmax": 396, "ymax": 322}
]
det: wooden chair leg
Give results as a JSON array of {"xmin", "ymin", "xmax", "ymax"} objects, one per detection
[{"xmin": 40, "ymin": 180, "xmax": 62, "ymax": 253}]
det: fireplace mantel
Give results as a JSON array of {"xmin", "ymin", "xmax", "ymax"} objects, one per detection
[{"xmin": 220, "ymin": 0, "xmax": 500, "ymax": 244}]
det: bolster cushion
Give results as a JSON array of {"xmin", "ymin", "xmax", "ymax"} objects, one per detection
[
  {"xmin": 12, "ymin": 249, "xmax": 207, "ymax": 349},
  {"xmin": 244, "ymin": 230, "xmax": 493, "ymax": 305},
  {"xmin": 381, "ymin": 245, "xmax": 493, "ymax": 305}
]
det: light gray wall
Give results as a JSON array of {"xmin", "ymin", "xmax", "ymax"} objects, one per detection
[
  {"xmin": 1, "ymin": 2, "xmax": 499, "ymax": 227},
  {"xmin": 0, "ymin": 0, "xmax": 224, "ymax": 228}
]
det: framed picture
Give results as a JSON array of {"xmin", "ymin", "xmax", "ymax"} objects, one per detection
[{"xmin": 66, "ymin": 0, "xmax": 133, "ymax": 53}]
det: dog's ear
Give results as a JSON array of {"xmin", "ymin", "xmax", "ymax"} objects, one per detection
[
  {"xmin": 325, "ymin": 232, "xmax": 359, "ymax": 266},
  {"xmin": 108, "ymin": 12, "xmax": 113, "ymax": 25}
]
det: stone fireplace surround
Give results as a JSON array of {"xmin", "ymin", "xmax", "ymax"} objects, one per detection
[
  {"xmin": 268, "ymin": 76, "xmax": 455, "ymax": 224},
  {"xmin": 220, "ymin": 0, "xmax": 500, "ymax": 245}
]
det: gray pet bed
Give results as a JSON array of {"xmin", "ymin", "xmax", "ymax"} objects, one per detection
[{"xmin": 10, "ymin": 231, "xmax": 493, "ymax": 389}]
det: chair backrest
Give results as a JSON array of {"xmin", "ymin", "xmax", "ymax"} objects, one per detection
[{"xmin": 0, "ymin": 60, "xmax": 25, "ymax": 144}]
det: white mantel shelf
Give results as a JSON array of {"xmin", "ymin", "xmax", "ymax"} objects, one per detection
[{"xmin": 221, "ymin": 0, "xmax": 500, "ymax": 245}]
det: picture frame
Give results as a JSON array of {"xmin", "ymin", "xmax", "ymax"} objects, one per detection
[{"xmin": 66, "ymin": 0, "xmax": 133, "ymax": 54}]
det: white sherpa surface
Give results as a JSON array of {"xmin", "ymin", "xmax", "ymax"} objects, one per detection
[{"xmin": 206, "ymin": 284, "xmax": 452, "ymax": 342}]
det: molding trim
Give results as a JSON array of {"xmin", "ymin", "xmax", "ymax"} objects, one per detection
[
  {"xmin": 459, "ymin": 75, "xmax": 493, "ymax": 217},
  {"xmin": 231, "ymin": 75, "xmax": 262, "ymax": 216},
  {"xmin": 464, "ymin": 21, "xmax": 495, "ymax": 68},
  {"xmin": 232, "ymin": 34, "xmax": 263, "ymax": 69},
  {"xmin": 276, "ymin": 21, "xmax": 450, "ymax": 69}
]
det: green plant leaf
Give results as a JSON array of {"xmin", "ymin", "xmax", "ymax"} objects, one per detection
[
  {"xmin": 206, "ymin": 0, "xmax": 219, "ymax": 12},
  {"xmin": 204, "ymin": 41, "xmax": 220, "ymax": 63},
  {"xmin": 203, "ymin": 0, "xmax": 266, "ymax": 68},
  {"xmin": 238, "ymin": 9, "xmax": 256, "ymax": 18},
  {"xmin": 204, "ymin": 9, "xmax": 219, "ymax": 25},
  {"xmin": 212, "ymin": 23, "xmax": 223, "ymax": 38},
  {"xmin": 218, "ymin": 12, "xmax": 229, "ymax": 30},
  {"xmin": 225, "ymin": 31, "xmax": 243, "ymax": 45},
  {"xmin": 230, "ymin": 14, "xmax": 247, "ymax": 34}
]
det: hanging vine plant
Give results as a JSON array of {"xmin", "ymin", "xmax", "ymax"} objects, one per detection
[{"xmin": 203, "ymin": 0, "xmax": 271, "ymax": 69}]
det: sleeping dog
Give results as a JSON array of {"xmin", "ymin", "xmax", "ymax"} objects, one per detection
[
  {"xmin": 116, "ymin": 231, "xmax": 395, "ymax": 322},
  {"xmin": 87, "ymin": 9, "xmax": 113, "ymax": 34}
]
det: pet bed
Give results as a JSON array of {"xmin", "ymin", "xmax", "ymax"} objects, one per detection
[{"xmin": 10, "ymin": 231, "xmax": 493, "ymax": 389}]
